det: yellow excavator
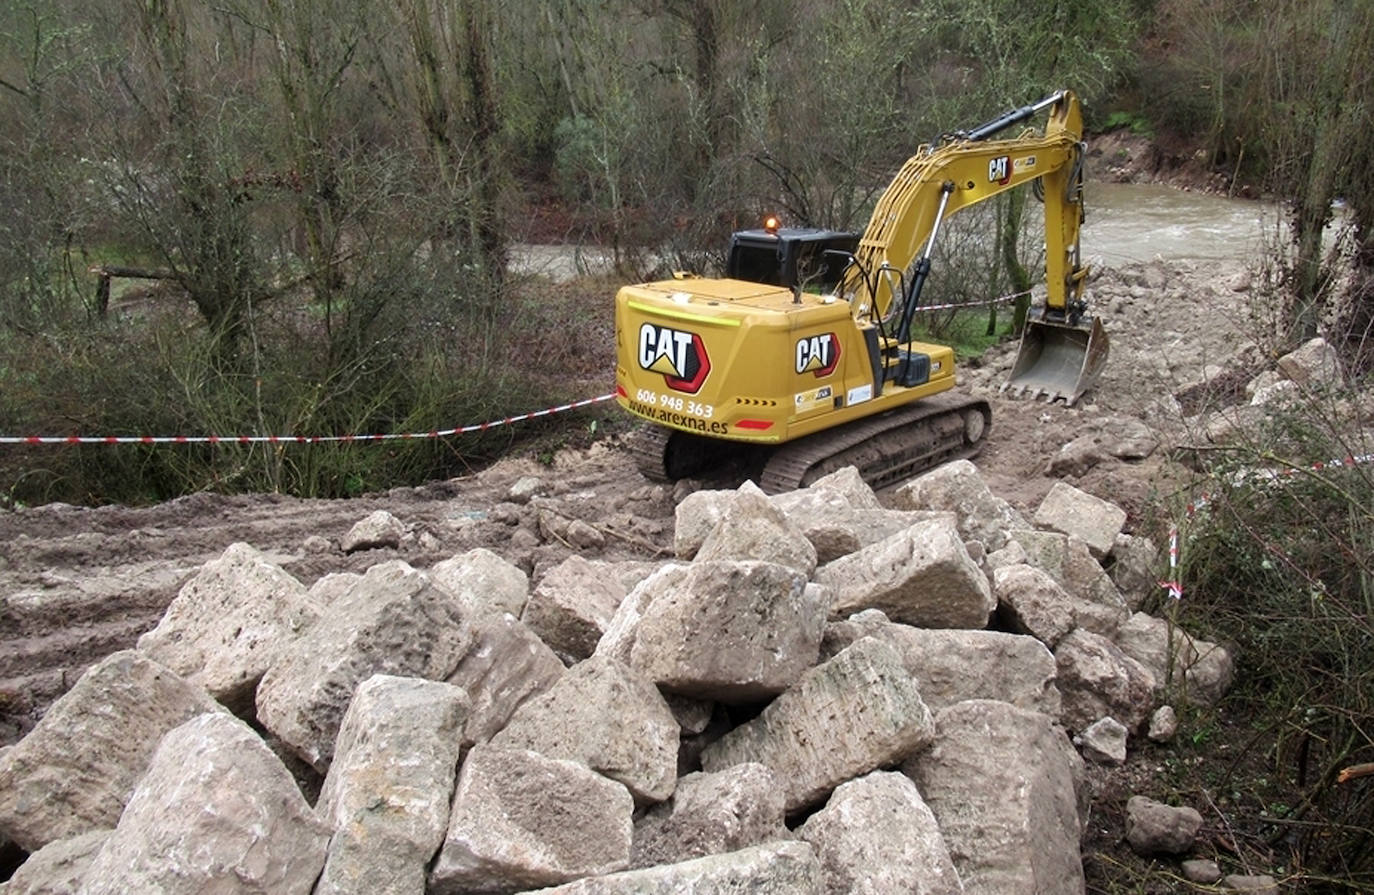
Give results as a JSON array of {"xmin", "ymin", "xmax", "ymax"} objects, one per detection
[{"xmin": 614, "ymin": 90, "xmax": 1108, "ymax": 491}]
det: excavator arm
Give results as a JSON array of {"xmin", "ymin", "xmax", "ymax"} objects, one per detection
[{"xmin": 842, "ymin": 91, "xmax": 1086, "ymax": 327}]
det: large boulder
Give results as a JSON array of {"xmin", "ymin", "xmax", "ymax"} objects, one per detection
[
  {"xmin": 702, "ymin": 637, "xmax": 934, "ymax": 812},
  {"xmin": 521, "ymin": 840, "xmax": 824, "ymax": 894},
  {"xmin": 447, "ymin": 612, "xmax": 565, "ymax": 746},
  {"xmin": 491, "ymin": 656, "xmax": 679, "ymax": 804},
  {"xmin": 797, "ymin": 770, "xmax": 963, "ymax": 895},
  {"xmin": 522, "ymin": 555, "xmax": 626, "ymax": 664},
  {"xmin": 1276, "ymin": 337, "xmax": 1342, "ymax": 387},
  {"xmin": 631, "ymin": 763, "xmax": 785, "ymax": 869},
  {"xmin": 994, "ymin": 563, "xmax": 1127, "ymax": 646},
  {"xmin": 3, "ymin": 829, "xmax": 110, "ymax": 895},
  {"xmin": 1113, "ymin": 612, "xmax": 1235, "ymax": 706},
  {"xmin": 598, "ymin": 560, "xmax": 826, "ymax": 702},
  {"xmin": 136, "ymin": 542, "xmax": 322, "ymax": 713},
  {"xmin": 1054, "ymin": 628, "xmax": 1156, "ymax": 734},
  {"xmin": 80, "ymin": 713, "xmax": 330, "ymax": 895},
  {"xmin": 813, "ymin": 518, "xmax": 994, "ymax": 629},
  {"xmin": 694, "ymin": 481, "xmax": 818, "ymax": 576},
  {"xmin": 1107, "ymin": 533, "xmax": 1161, "ymax": 610},
  {"xmin": 430, "ymin": 745, "xmax": 633, "ymax": 894},
  {"xmin": 673, "ymin": 489, "xmax": 737, "ymax": 560},
  {"xmin": 905, "ymin": 700, "xmax": 1084, "ymax": 895},
  {"xmin": 890, "ymin": 459, "xmax": 1027, "ymax": 551},
  {"xmin": 1032, "ymin": 482, "xmax": 1127, "ymax": 560},
  {"xmin": 1009, "ymin": 530, "xmax": 1126, "ymax": 609},
  {"xmin": 255, "ymin": 561, "xmax": 470, "ymax": 771},
  {"xmin": 315, "ymin": 675, "xmax": 470, "ymax": 895},
  {"xmin": 430, "ymin": 547, "xmax": 530, "ymax": 619},
  {"xmin": 0, "ymin": 650, "xmax": 224, "ymax": 850},
  {"xmin": 823, "ymin": 612, "xmax": 1060, "ymax": 715}
]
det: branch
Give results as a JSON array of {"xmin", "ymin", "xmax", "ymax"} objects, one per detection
[{"xmin": 0, "ymin": 76, "xmax": 29, "ymax": 98}]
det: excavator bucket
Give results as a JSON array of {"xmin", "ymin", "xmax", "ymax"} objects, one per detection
[{"xmin": 1001, "ymin": 314, "xmax": 1109, "ymax": 406}]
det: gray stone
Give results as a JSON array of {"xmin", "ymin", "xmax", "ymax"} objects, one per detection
[
  {"xmin": 491, "ymin": 656, "xmax": 679, "ymax": 804},
  {"xmin": 794, "ymin": 465, "xmax": 882, "ymax": 509},
  {"xmin": 509, "ymin": 476, "xmax": 547, "ymax": 504},
  {"xmin": 673, "ymin": 489, "xmax": 737, "ymax": 559},
  {"xmin": 1010, "ymin": 530, "xmax": 1126, "ymax": 611},
  {"xmin": 1182, "ymin": 858, "xmax": 1223, "ymax": 884},
  {"xmin": 695, "ymin": 481, "xmax": 818, "ymax": 577},
  {"xmin": 566, "ymin": 519, "xmax": 606, "ymax": 550},
  {"xmin": 309, "ymin": 572, "xmax": 362, "ymax": 604},
  {"xmin": 609, "ymin": 560, "xmax": 825, "ymax": 702},
  {"xmin": 1147, "ymin": 705, "xmax": 1179, "ymax": 743},
  {"xmin": 1222, "ymin": 873, "xmax": 1280, "ymax": 894},
  {"xmin": 523, "ymin": 555, "xmax": 626, "ymax": 664},
  {"xmin": 595, "ymin": 564, "xmax": 691, "ymax": 665},
  {"xmin": 985, "ymin": 540, "xmax": 1029, "ymax": 572},
  {"xmin": 797, "ymin": 771, "xmax": 963, "ymax": 895},
  {"xmin": 890, "ymin": 459, "xmax": 1027, "ymax": 552},
  {"xmin": 702, "ymin": 637, "xmax": 934, "ymax": 812},
  {"xmin": 1124, "ymin": 795, "xmax": 1202, "ymax": 855},
  {"xmin": 905, "ymin": 700, "xmax": 1085, "ymax": 895},
  {"xmin": 1033, "ymin": 482, "xmax": 1126, "ymax": 560},
  {"xmin": 447, "ymin": 612, "xmax": 565, "ymax": 746},
  {"xmin": 1075, "ymin": 717, "xmax": 1128, "ymax": 765},
  {"xmin": 341, "ymin": 510, "xmax": 405, "ymax": 552},
  {"xmin": 663, "ymin": 693, "xmax": 715, "ymax": 736},
  {"xmin": 1107, "ymin": 534, "xmax": 1160, "ymax": 610},
  {"xmin": 814, "ymin": 518, "xmax": 994, "ymax": 629},
  {"xmin": 519, "ymin": 840, "xmax": 823, "ymax": 894},
  {"xmin": 0, "ymin": 651, "xmax": 224, "ymax": 851},
  {"xmin": 430, "ymin": 547, "xmax": 530, "ymax": 619},
  {"xmin": 1055, "ymin": 629, "xmax": 1156, "ymax": 734},
  {"xmin": 1251, "ymin": 378, "xmax": 1300, "ymax": 406},
  {"xmin": 822, "ymin": 615, "xmax": 1061, "ymax": 715},
  {"xmin": 1245, "ymin": 369, "xmax": 1282, "ymax": 399},
  {"xmin": 1046, "ymin": 418, "xmax": 1158, "ymax": 478},
  {"xmin": 4, "ymin": 830, "xmax": 110, "ymax": 895},
  {"xmin": 632, "ymin": 764, "xmax": 785, "ymax": 869},
  {"xmin": 994, "ymin": 564, "xmax": 1126, "ymax": 647},
  {"xmin": 255, "ymin": 561, "xmax": 469, "ymax": 771},
  {"xmin": 1277, "ymin": 336, "xmax": 1342, "ymax": 387},
  {"xmin": 1114, "ymin": 612, "xmax": 1234, "ymax": 706},
  {"xmin": 315, "ymin": 675, "xmax": 469, "ymax": 895},
  {"xmin": 80, "ymin": 713, "xmax": 329, "ymax": 895},
  {"xmin": 136, "ymin": 542, "xmax": 322, "ymax": 713},
  {"xmin": 430, "ymin": 745, "xmax": 633, "ymax": 894}
]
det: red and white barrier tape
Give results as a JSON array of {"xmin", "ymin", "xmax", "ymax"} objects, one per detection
[
  {"xmin": 0, "ymin": 393, "xmax": 616, "ymax": 446},
  {"xmin": 1161, "ymin": 451, "xmax": 1373, "ymax": 600},
  {"xmin": 911, "ymin": 290, "xmax": 1028, "ymax": 314}
]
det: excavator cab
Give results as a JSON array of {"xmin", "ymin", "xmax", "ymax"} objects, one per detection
[{"xmin": 725, "ymin": 227, "xmax": 859, "ymax": 291}]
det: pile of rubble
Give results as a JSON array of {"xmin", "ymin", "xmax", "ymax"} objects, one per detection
[{"xmin": 0, "ymin": 459, "xmax": 1235, "ymax": 894}]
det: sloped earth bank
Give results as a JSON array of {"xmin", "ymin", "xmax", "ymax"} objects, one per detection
[{"xmin": 1, "ymin": 245, "xmax": 1314, "ymax": 893}]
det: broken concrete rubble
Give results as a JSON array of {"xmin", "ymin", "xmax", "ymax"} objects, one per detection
[
  {"xmin": 0, "ymin": 650, "xmax": 224, "ymax": 851},
  {"xmin": 631, "ymin": 763, "xmax": 785, "ymax": 869},
  {"xmin": 814, "ymin": 517, "xmax": 994, "ymax": 629},
  {"xmin": 430, "ymin": 745, "xmax": 633, "ymax": 894},
  {"xmin": 490, "ymin": 655, "xmax": 679, "ymax": 804},
  {"xmin": 602, "ymin": 559, "xmax": 826, "ymax": 702},
  {"xmin": 905, "ymin": 699, "xmax": 1085, "ymax": 895},
  {"xmin": 701, "ymin": 637, "xmax": 934, "ymax": 813},
  {"xmin": 80, "ymin": 712, "xmax": 330, "ymax": 895},
  {"xmin": 135, "ymin": 542, "xmax": 322, "ymax": 713},
  {"xmin": 315, "ymin": 675, "xmax": 469, "ymax": 895},
  {"xmin": 521, "ymin": 555, "xmax": 626, "ymax": 664},
  {"xmin": 797, "ymin": 770, "xmax": 964, "ymax": 895},
  {"xmin": 255, "ymin": 560, "xmax": 470, "ymax": 772}
]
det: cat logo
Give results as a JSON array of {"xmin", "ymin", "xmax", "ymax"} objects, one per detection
[
  {"xmin": 638, "ymin": 323, "xmax": 710, "ymax": 394},
  {"xmin": 795, "ymin": 332, "xmax": 840, "ymax": 377},
  {"xmin": 989, "ymin": 156, "xmax": 1012, "ymax": 185}
]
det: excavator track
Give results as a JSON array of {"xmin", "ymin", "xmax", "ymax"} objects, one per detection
[
  {"xmin": 629, "ymin": 392, "xmax": 990, "ymax": 493},
  {"xmin": 759, "ymin": 392, "xmax": 990, "ymax": 494}
]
